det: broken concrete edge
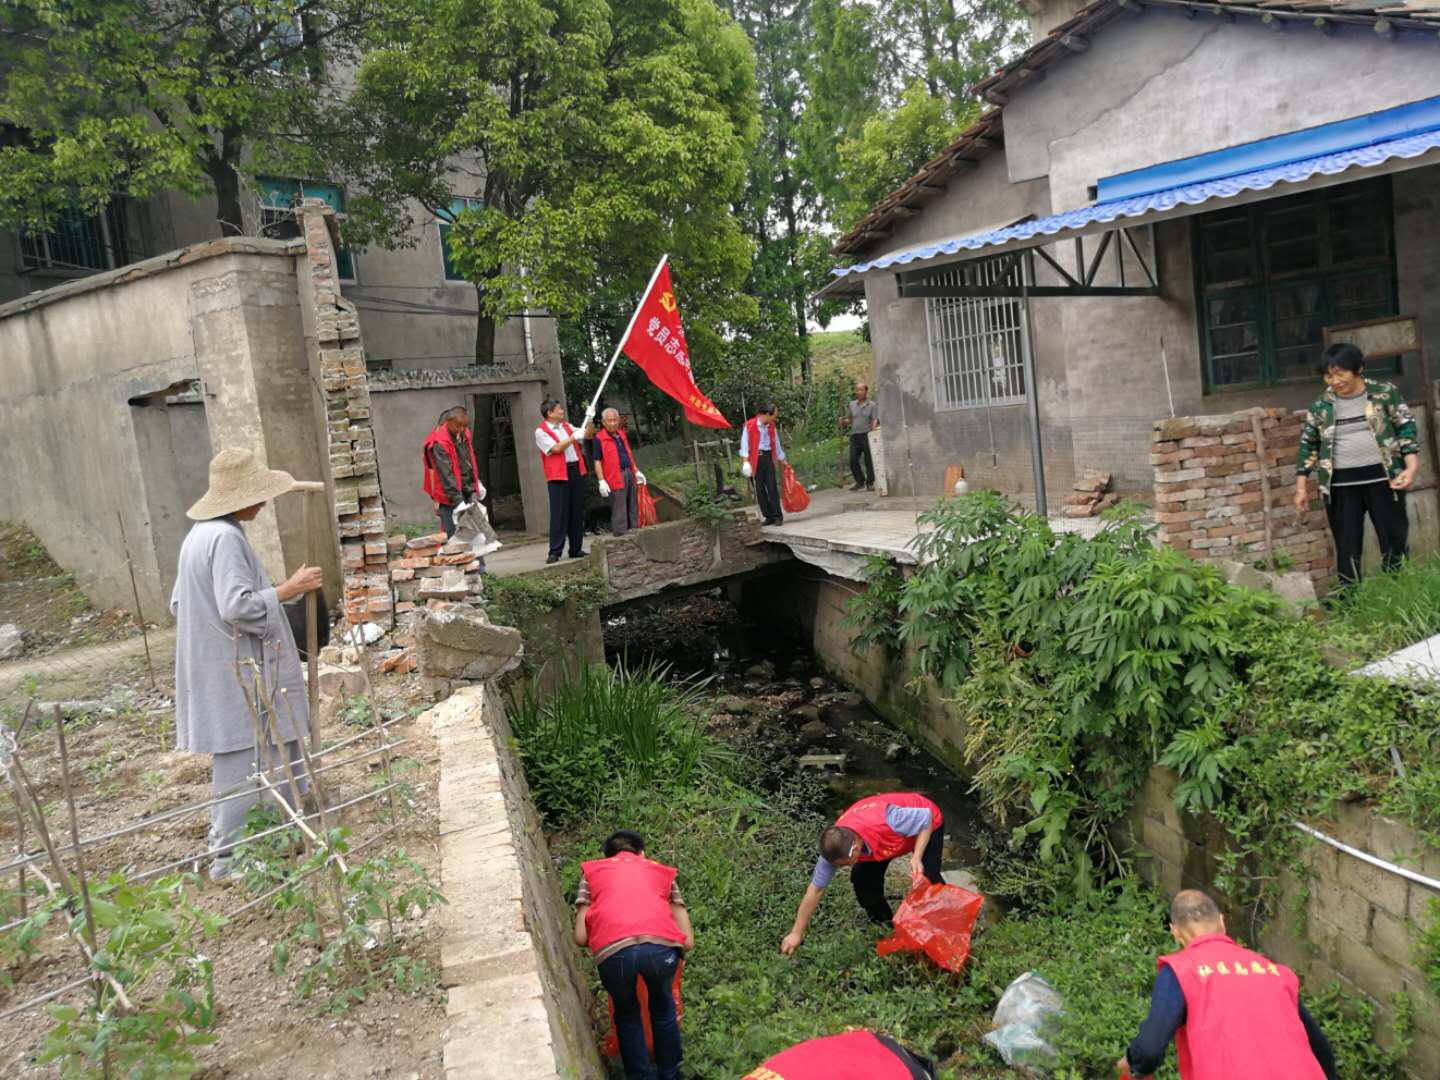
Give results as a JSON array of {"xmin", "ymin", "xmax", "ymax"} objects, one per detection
[
  {"xmin": 0, "ymin": 236, "xmax": 304, "ymax": 322},
  {"xmin": 428, "ymin": 684, "xmax": 604, "ymax": 1080}
]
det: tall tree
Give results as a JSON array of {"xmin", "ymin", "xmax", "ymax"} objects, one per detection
[
  {"xmin": 0, "ymin": 0, "xmax": 372, "ymax": 235},
  {"xmin": 332, "ymin": 0, "xmax": 758, "ymax": 368}
]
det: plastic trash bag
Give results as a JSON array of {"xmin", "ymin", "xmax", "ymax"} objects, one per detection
[
  {"xmin": 982, "ymin": 971, "xmax": 1063, "ymax": 1071},
  {"xmin": 454, "ymin": 501, "xmax": 502, "ymax": 558},
  {"xmin": 601, "ymin": 960, "xmax": 684, "ymax": 1059},
  {"xmin": 876, "ymin": 881, "xmax": 984, "ymax": 973},
  {"xmin": 636, "ymin": 482, "xmax": 659, "ymax": 528},
  {"xmin": 780, "ymin": 462, "xmax": 810, "ymax": 513}
]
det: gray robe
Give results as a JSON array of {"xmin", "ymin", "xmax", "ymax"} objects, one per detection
[{"xmin": 170, "ymin": 517, "xmax": 309, "ymax": 754}]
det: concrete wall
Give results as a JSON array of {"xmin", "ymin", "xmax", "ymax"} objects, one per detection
[
  {"xmin": 370, "ymin": 374, "xmax": 553, "ymax": 534},
  {"xmin": 597, "ymin": 510, "xmax": 788, "ymax": 606},
  {"xmin": 430, "ymin": 684, "xmax": 604, "ymax": 1080},
  {"xmin": 1002, "ymin": 13, "xmax": 1440, "ymax": 213},
  {"xmin": 0, "ymin": 239, "xmax": 323, "ymax": 617},
  {"xmin": 1120, "ymin": 769, "xmax": 1440, "ymax": 1079}
]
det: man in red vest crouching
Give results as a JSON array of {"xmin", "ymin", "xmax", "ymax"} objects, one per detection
[
  {"xmin": 1118, "ymin": 890, "xmax": 1337, "ymax": 1079},
  {"xmin": 780, "ymin": 792, "xmax": 944, "ymax": 955},
  {"xmin": 575, "ymin": 830, "xmax": 694, "ymax": 1080},
  {"xmin": 744, "ymin": 1030, "xmax": 936, "ymax": 1080},
  {"xmin": 421, "ymin": 406, "xmax": 480, "ymax": 539}
]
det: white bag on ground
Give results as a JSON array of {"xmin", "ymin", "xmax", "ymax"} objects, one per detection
[{"xmin": 982, "ymin": 971, "xmax": 1063, "ymax": 1072}]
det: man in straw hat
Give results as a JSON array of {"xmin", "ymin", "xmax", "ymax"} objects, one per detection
[{"xmin": 171, "ymin": 448, "xmax": 325, "ymax": 882}]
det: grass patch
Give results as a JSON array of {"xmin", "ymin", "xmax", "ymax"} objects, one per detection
[
  {"xmin": 1321, "ymin": 552, "xmax": 1440, "ymax": 658},
  {"xmin": 809, "ymin": 329, "xmax": 874, "ymax": 386}
]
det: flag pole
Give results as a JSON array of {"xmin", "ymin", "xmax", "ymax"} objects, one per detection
[{"xmin": 584, "ymin": 254, "xmax": 669, "ymax": 426}]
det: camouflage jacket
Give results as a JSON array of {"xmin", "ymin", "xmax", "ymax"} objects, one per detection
[{"xmin": 1295, "ymin": 379, "xmax": 1419, "ymax": 496}]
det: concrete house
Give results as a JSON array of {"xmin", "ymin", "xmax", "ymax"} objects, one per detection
[
  {"xmin": 823, "ymin": 0, "xmax": 1440, "ymax": 518},
  {"xmin": 1, "ymin": 161, "xmax": 567, "ymax": 542}
]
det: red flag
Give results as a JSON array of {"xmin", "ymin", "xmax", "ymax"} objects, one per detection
[{"xmin": 620, "ymin": 259, "xmax": 730, "ymax": 429}]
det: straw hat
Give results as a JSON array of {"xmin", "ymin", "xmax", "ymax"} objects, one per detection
[{"xmin": 187, "ymin": 448, "xmax": 296, "ymax": 521}]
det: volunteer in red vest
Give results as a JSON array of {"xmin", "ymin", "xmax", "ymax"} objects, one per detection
[
  {"xmin": 592, "ymin": 407, "xmax": 647, "ymax": 537},
  {"xmin": 738, "ymin": 402, "xmax": 785, "ymax": 526},
  {"xmin": 534, "ymin": 398, "xmax": 592, "ymax": 565},
  {"xmin": 744, "ymin": 1030, "xmax": 936, "ymax": 1080},
  {"xmin": 780, "ymin": 791, "xmax": 944, "ymax": 955},
  {"xmin": 1118, "ymin": 890, "xmax": 1336, "ymax": 1080},
  {"xmin": 574, "ymin": 829, "xmax": 694, "ymax": 1080},
  {"xmin": 422, "ymin": 406, "xmax": 480, "ymax": 539}
]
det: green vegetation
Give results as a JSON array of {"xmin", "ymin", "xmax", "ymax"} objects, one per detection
[
  {"xmin": 479, "ymin": 569, "xmax": 608, "ymax": 630},
  {"xmin": 234, "ymin": 809, "xmax": 445, "ymax": 1015},
  {"xmin": 519, "ymin": 664, "xmax": 1409, "ymax": 1077},
  {"xmin": 508, "ymin": 662, "xmax": 730, "ymax": 823},
  {"xmin": 35, "ymin": 872, "xmax": 225, "ymax": 1079},
  {"xmin": 1321, "ymin": 552, "xmax": 1440, "ymax": 659}
]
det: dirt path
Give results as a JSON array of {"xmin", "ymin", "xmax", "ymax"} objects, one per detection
[{"xmin": 0, "ymin": 627, "xmax": 176, "ymax": 698}]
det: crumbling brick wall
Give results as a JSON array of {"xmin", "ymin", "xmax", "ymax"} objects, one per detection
[
  {"xmin": 296, "ymin": 200, "xmax": 394, "ymax": 629},
  {"xmin": 1151, "ymin": 407, "xmax": 1335, "ymax": 584}
]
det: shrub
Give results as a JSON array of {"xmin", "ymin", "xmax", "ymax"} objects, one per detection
[{"xmin": 508, "ymin": 661, "xmax": 732, "ymax": 824}]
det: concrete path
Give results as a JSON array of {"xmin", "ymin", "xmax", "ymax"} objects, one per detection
[
  {"xmin": 0, "ymin": 627, "xmax": 176, "ymax": 698},
  {"xmin": 1359, "ymin": 632, "xmax": 1440, "ymax": 683}
]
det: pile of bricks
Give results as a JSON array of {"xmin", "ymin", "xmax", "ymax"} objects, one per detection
[
  {"xmin": 1151, "ymin": 407, "xmax": 1335, "ymax": 583},
  {"xmin": 298, "ymin": 200, "xmax": 393, "ymax": 630},
  {"xmin": 388, "ymin": 533, "xmax": 485, "ymax": 615},
  {"xmin": 1064, "ymin": 470, "xmax": 1119, "ymax": 518}
]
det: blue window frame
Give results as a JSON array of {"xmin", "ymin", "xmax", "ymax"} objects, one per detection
[{"xmin": 257, "ymin": 177, "xmax": 356, "ymax": 280}]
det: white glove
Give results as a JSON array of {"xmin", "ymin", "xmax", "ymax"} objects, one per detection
[
  {"xmin": 635, "ymin": 471, "xmax": 647, "ymax": 486},
  {"xmin": 453, "ymin": 500, "xmax": 470, "ymax": 515},
  {"xmin": 741, "ymin": 461, "xmax": 753, "ymax": 479},
  {"xmin": 598, "ymin": 479, "xmax": 612, "ymax": 498}
]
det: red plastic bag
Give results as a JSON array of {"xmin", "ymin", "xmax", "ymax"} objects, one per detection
[
  {"xmin": 601, "ymin": 960, "xmax": 684, "ymax": 1058},
  {"xmin": 780, "ymin": 462, "xmax": 810, "ymax": 513},
  {"xmin": 636, "ymin": 482, "xmax": 659, "ymax": 528},
  {"xmin": 876, "ymin": 882, "xmax": 984, "ymax": 973}
]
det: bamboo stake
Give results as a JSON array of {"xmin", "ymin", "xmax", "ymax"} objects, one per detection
[
  {"xmin": 52, "ymin": 706, "xmax": 98, "ymax": 956},
  {"xmin": 356, "ymin": 644, "xmax": 400, "ymax": 825},
  {"xmin": 114, "ymin": 510, "xmax": 156, "ymax": 689}
]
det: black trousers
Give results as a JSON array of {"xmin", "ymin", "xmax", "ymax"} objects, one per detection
[
  {"xmin": 851, "ymin": 818, "xmax": 946, "ymax": 925},
  {"xmin": 547, "ymin": 462, "xmax": 587, "ymax": 558},
  {"xmin": 849, "ymin": 432, "xmax": 875, "ymax": 486},
  {"xmin": 1327, "ymin": 482, "xmax": 1408, "ymax": 585},
  {"xmin": 754, "ymin": 450, "xmax": 783, "ymax": 524},
  {"xmin": 439, "ymin": 503, "xmax": 456, "ymax": 539}
]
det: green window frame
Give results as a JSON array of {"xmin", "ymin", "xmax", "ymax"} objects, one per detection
[
  {"xmin": 256, "ymin": 177, "xmax": 356, "ymax": 280},
  {"xmin": 438, "ymin": 196, "xmax": 482, "ymax": 281},
  {"xmin": 1193, "ymin": 176, "xmax": 1398, "ymax": 391}
]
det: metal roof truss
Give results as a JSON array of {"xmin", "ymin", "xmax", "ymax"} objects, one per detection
[{"xmin": 895, "ymin": 223, "xmax": 1161, "ymax": 299}]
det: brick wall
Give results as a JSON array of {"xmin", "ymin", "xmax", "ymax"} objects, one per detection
[
  {"xmin": 1123, "ymin": 768, "xmax": 1440, "ymax": 1078},
  {"xmin": 1152, "ymin": 407, "xmax": 1335, "ymax": 585},
  {"xmin": 296, "ymin": 201, "xmax": 394, "ymax": 629}
]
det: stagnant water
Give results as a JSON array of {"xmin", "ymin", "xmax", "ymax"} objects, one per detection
[{"xmin": 603, "ymin": 591, "xmax": 994, "ymax": 870}]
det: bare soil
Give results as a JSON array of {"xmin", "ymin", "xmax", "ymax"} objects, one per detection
[
  {"xmin": 0, "ymin": 651, "xmax": 447, "ymax": 1079},
  {"xmin": 0, "ymin": 523, "xmax": 144, "ymax": 659}
]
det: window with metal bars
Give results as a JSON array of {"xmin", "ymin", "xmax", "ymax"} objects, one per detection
[
  {"xmin": 256, "ymin": 176, "xmax": 356, "ymax": 280},
  {"xmin": 18, "ymin": 202, "xmax": 134, "ymax": 274},
  {"xmin": 923, "ymin": 257, "xmax": 1028, "ymax": 411},
  {"xmin": 1194, "ymin": 176, "xmax": 1397, "ymax": 390}
]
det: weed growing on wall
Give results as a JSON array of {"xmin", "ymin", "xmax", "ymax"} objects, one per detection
[
  {"xmin": 847, "ymin": 493, "xmax": 1440, "ymax": 910},
  {"xmin": 479, "ymin": 568, "xmax": 607, "ymax": 630}
]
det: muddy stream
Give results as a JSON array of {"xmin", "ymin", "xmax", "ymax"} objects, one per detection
[{"xmin": 603, "ymin": 591, "xmax": 995, "ymax": 872}]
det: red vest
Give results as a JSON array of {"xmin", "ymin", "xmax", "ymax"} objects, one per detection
[
  {"xmin": 422, "ymin": 425, "xmax": 479, "ymax": 507},
  {"xmin": 836, "ymin": 793, "xmax": 943, "ymax": 863},
  {"xmin": 745, "ymin": 416, "xmax": 779, "ymax": 472},
  {"xmin": 537, "ymin": 422, "xmax": 588, "ymax": 482},
  {"xmin": 595, "ymin": 427, "xmax": 639, "ymax": 490},
  {"xmin": 745, "ymin": 1031, "xmax": 924, "ymax": 1080},
  {"xmin": 1160, "ymin": 934, "xmax": 1325, "ymax": 1080},
  {"xmin": 580, "ymin": 852, "xmax": 685, "ymax": 958}
]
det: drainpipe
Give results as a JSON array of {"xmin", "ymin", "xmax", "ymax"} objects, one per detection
[
  {"xmin": 519, "ymin": 267, "xmax": 535, "ymax": 367},
  {"xmin": 1293, "ymin": 820, "xmax": 1440, "ymax": 894}
]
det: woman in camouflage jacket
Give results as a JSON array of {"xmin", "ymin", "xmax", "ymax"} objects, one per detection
[{"xmin": 1294, "ymin": 343, "xmax": 1419, "ymax": 583}]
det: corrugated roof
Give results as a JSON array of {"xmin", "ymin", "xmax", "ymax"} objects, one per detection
[
  {"xmin": 829, "ymin": 126, "xmax": 1440, "ymax": 280},
  {"xmin": 832, "ymin": 0, "xmax": 1440, "ymax": 257}
]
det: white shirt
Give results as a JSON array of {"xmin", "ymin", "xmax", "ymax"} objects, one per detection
[{"xmin": 535, "ymin": 422, "xmax": 579, "ymax": 463}]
